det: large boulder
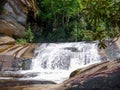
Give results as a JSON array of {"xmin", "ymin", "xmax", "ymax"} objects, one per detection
[{"xmin": 59, "ymin": 59, "xmax": 120, "ymax": 90}]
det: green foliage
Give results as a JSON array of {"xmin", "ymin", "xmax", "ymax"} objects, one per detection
[
  {"xmin": 47, "ymin": 28, "xmax": 66, "ymax": 42},
  {"xmin": 16, "ymin": 25, "xmax": 34, "ymax": 43},
  {"xmin": 80, "ymin": 0, "xmax": 120, "ymax": 48},
  {"xmin": 25, "ymin": 25, "xmax": 34, "ymax": 43},
  {"xmin": 81, "ymin": 0, "xmax": 120, "ymax": 33},
  {"xmin": 35, "ymin": 0, "xmax": 84, "ymax": 42},
  {"xmin": 31, "ymin": 0, "xmax": 120, "ymax": 47},
  {"xmin": 16, "ymin": 38, "xmax": 28, "ymax": 44}
]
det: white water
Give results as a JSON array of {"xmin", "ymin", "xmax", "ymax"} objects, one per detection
[{"xmin": 20, "ymin": 42, "xmax": 101, "ymax": 83}]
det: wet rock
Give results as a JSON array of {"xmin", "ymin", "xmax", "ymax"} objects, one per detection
[
  {"xmin": 0, "ymin": 71, "xmax": 38, "ymax": 78},
  {"xmin": 19, "ymin": 58, "xmax": 32, "ymax": 70},
  {"xmin": 0, "ymin": 71, "xmax": 24, "ymax": 78},
  {"xmin": 0, "ymin": 55, "xmax": 27, "ymax": 71},
  {"xmin": 0, "ymin": 55, "xmax": 32, "ymax": 71},
  {"xmin": 0, "ymin": 44, "xmax": 36, "ymax": 71},
  {"xmin": 0, "ymin": 79, "xmax": 56, "ymax": 87},
  {"xmin": 0, "ymin": 71, "xmax": 56, "ymax": 87}
]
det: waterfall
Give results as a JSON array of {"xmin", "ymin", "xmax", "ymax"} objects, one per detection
[{"xmin": 28, "ymin": 42, "xmax": 102, "ymax": 83}]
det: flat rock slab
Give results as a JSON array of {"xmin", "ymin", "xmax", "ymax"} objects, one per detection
[
  {"xmin": 0, "ymin": 79, "xmax": 56, "ymax": 87},
  {"xmin": 0, "ymin": 35, "xmax": 15, "ymax": 45},
  {"xmin": 0, "ymin": 84, "xmax": 61, "ymax": 90}
]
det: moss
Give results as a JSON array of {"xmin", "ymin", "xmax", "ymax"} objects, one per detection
[{"xmin": 69, "ymin": 69, "xmax": 81, "ymax": 78}]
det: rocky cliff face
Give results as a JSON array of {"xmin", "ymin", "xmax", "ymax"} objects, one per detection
[{"xmin": 0, "ymin": 0, "xmax": 36, "ymax": 38}]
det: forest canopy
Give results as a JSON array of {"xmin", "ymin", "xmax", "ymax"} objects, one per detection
[{"xmin": 19, "ymin": 0, "xmax": 120, "ymax": 47}]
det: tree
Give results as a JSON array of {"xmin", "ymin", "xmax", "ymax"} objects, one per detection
[
  {"xmin": 80, "ymin": 0, "xmax": 120, "ymax": 48},
  {"xmin": 35, "ymin": 0, "xmax": 83, "ymax": 41},
  {"xmin": 21, "ymin": 0, "xmax": 120, "ymax": 44}
]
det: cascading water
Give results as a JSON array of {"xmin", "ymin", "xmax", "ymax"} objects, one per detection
[{"xmin": 27, "ymin": 42, "xmax": 102, "ymax": 83}]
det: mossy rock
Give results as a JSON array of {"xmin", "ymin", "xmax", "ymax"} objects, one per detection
[{"xmin": 69, "ymin": 69, "xmax": 81, "ymax": 78}]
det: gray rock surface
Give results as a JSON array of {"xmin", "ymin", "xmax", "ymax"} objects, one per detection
[{"xmin": 0, "ymin": 0, "xmax": 37, "ymax": 38}]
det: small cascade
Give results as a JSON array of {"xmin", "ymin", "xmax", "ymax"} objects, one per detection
[
  {"xmin": 31, "ymin": 42, "xmax": 101, "ymax": 70},
  {"xmin": 28, "ymin": 42, "xmax": 102, "ymax": 83}
]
